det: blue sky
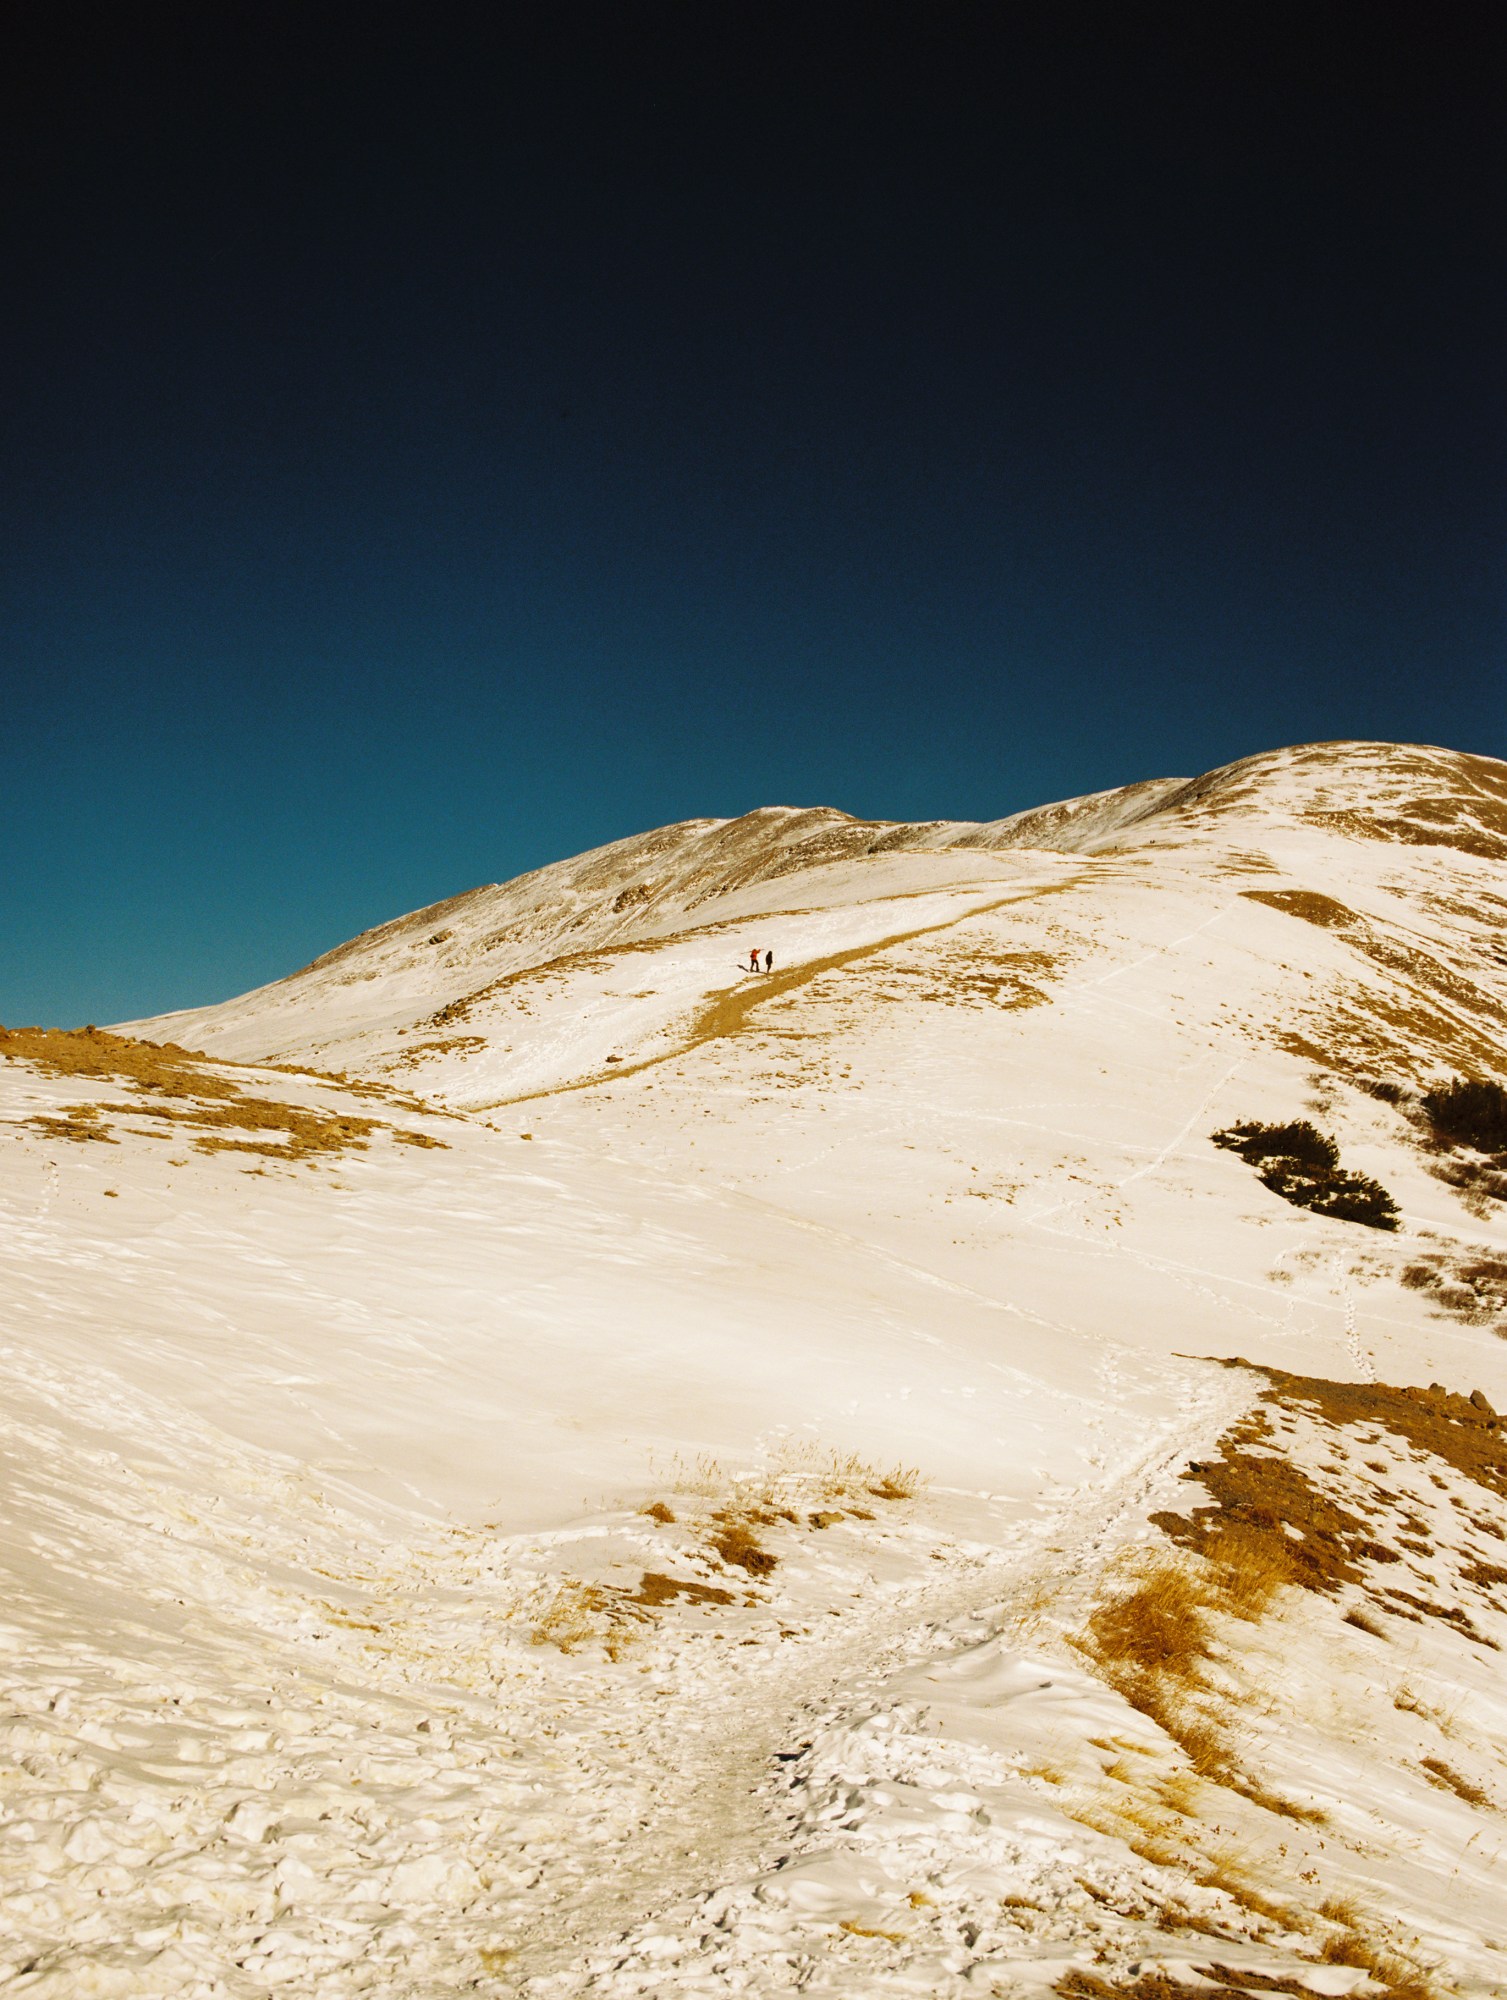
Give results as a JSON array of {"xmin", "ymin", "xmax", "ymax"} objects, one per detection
[{"xmin": 3, "ymin": 8, "xmax": 1502, "ymax": 1026}]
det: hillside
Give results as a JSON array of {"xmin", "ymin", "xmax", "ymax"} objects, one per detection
[{"xmin": 4, "ymin": 738, "xmax": 1507, "ymax": 1998}]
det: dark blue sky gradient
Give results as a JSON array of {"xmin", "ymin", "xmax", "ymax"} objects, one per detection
[{"xmin": 3, "ymin": 6, "xmax": 1503, "ymax": 1024}]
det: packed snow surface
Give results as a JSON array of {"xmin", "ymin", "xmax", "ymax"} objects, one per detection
[{"xmin": 5, "ymin": 738, "xmax": 1507, "ymax": 1997}]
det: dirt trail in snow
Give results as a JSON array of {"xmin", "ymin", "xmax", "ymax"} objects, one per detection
[
  {"xmin": 499, "ymin": 1357, "xmax": 1255, "ymax": 1994},
  {"xmin": 483, "ymin": 878, "xmax": 1087, "ymax": 1111}
]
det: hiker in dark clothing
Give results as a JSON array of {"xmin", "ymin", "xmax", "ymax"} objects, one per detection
[{"xmin": 764, "ymin": 950, "xmax": 774, "ymax": 973}]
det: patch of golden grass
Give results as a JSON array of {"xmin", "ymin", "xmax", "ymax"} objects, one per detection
[
  {"xmin": 867, "ymin": 1467, "xmax": 921, "ymax": 1501},
  {"xmin": 1083, "ymin": 1554, "xmax": 1214, "ymax": 1688},
  {"xmin": 1315, "ymin": 1932, "xmax": 1435, "ymax": 2000},
  {"xmin": 660, "ymin": 1452, "xmax": 728, "ymax": 1499},
  {"xmin": 646, "ymin": 1445, "xmax": 920, "ymax": 1583},
  {"xmin": 1019, "ymin": 1759, "xmax": 1068, "ymax": 1784},
  {"xmin": 1401, "ymin": 1249, "xmax": 1507, "ymax": 1325},
  {"xmin": 1057, "ymin": 1970, "xmax": 1314, "ymax": 1998},
  {"xmin": 708, "ymin": 1512, "xmax": 778, "ymax": 1576},
  {"xmin": 1241, "ymin": 888, "xmax": 1358, "ymax": 929},
  {"xmin": 1083, "ymin": 1365, "xmax": 1507, "ymax": 1841},
  {"xmin": 133, "ymin": 1093, "xmax": 384, "ymax": 1160},
  {"xmin": 2, "ymin": 1024, "xmax": 445, "ymax": 1165},
  {"xmin": 2, "ymin": 1024, "xmax": 230, "ymax": 1091},
  {"xmin": 385, "ymin": 1035, "xmax": 488, "ymax": 1070},
  {"xmin": 1344, "ymin": 1606, "xmax": 1387, "ymax": 1637},
  {"xmin": 1157, "ymin": 1769, "xmax": 1203, "ymax": 1818},
  {"xmin": 1420, "ymin": 1756, "xmax": 1492, "ymax": 1807},
  {"xmin": 1054, "ymin": 1365, "xmax": 1484, "ymax": 2000},
  {"xmin": 1392, "ymin": 1684, "xmax": 1460, "ymax": 1733},
  {"xmin": 25, "ymin": 1106, "xmax": 118, "ymax": 1144},
  {"xmin": 629, "ymin": 1571, "xmax": 733, "ymax": 1610},
  {"xmin": 530, "ymin": 1559, "xmax": 744, "ymax": 1654},
  {"xmin": 772, "ymin": 1443, "xmax": 924, "ymax": 1505},
  {"xmin": 1075, "ymin": 1550, "xmax": 1324, "ymax": 1823},
  {"xmin": 530, "ymin": 1580, "xmax": 620, "ymax": 1655},
  {"xmin": 1315, "ymin": 1895, "xmax": 1360, "ymax": 1927}
]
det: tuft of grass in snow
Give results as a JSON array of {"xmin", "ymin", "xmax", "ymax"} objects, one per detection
[
  {"xmin": 1392, "ymin": 1683, "xmax": 1462, "ymax": 1734},
  {"xmin": 629, "ymin": 1571, "xmax": 733, "ymax": 1610},
  {"xmin": 1400, "ymin": 1249, "xmax": 1507, "ymax": 1324},
  {"xmin": 1317, "ymin": 1931, "xmax": 1436, "ymax": 2000},
  {"xmin": 1075, "ymin": 1548, "xmax": 1325, "ymax": 1823},
  {"xmin": 1083, "ymin": 1555, "xmax": 1214, "ymax": 1689},
  {"xmin": 1056, "ymin": 1966, "xmax": 1318, "ymax": 1997},
  {"xmin": 530, "ymin": 1580, "xmax": 618, "ymax": 1655},
  {"xmin": 1344, "ymin": 1606, "xmax": 1387, "ymax": 1637},
  {"xmin": 1420, "ymin": 1756, "xmax": 1492, "ymax": 1807},
  {"xmin": 707, "ymin": 1511, "xmax": 778, "ymax": 1576}
]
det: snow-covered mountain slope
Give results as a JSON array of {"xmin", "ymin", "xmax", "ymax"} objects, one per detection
[
  {"xmin": 4, "ymin": 738, "xmax": 1507, "ymax": 1998},
  {"xmin": 120, "ymin": 774, "xmax": 1192, "ymax": 1076}
]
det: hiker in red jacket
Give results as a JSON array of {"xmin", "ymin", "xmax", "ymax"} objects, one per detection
[{"xmin": 747, "ymin": 947, "xmax": 762, "ymax": 973}]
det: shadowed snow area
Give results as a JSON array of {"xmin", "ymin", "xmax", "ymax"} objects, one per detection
[{"xmin": 4, "ymin": 738, "xmax": 1507, "ymax": 1997}]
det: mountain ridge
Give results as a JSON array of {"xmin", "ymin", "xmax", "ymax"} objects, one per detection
[{"xmin": 5, "ymin": 734, "xmax": 1506, "ymax": 1994}]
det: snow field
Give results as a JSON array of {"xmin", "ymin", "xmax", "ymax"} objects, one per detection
[{"xmin": 4, "ymin": 740, "xmax": 1507, "ymax": 1994}]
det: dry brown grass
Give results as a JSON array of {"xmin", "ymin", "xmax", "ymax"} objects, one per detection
[
  {"xmin": 528, "ymin": 1563, "xmax": 739, "ymax": 1656},
  {"xmin": 1401, "ymin": 1250, "xmax": 1507, "ymax": 1326},
  {"xmin": 1074, "ymin": 1552, "xmax": 1322, "ymax": 1823},
  {"xmin": 530, "ymin": 1580, "xmax": 617, "ymax": 1654},
  {"xmin": 1154, "ymin": 1372, "xmax": 1507, "ymax": 1641},
  {"xmin": 25, "ymin": 1106, "xmax": 118, "ymax": 1144},
  {"xmin": 1057, "ymin": 1971, "xmax": 1318, "ymax": 1998},
  {"xmin": 629, "ymin": 1570, "xmax": 734, "ymax": 1609},
  {"xmin": 1241, "ymin": 888, "xmax": 1358, "ymax": 929},
  {"xmin": 614, "ymin": 1445, "xmax": 926, "ymax": 1633},
  {"xmin": 1060, "ymin": 1360, "xmax": 1494, "ymax": 2000},
  {"xmin": 707, "ymin": 1512, "xmax": 779, "ymax": 1576},
  {"xmin": 1083, "ymin": 1556, "xmax": 1214, "ymax": 1688},
  {"xmin": 772, "ymin": 1444, "xmax": 924, "ymax": 1505},
  {"xmin": 3, "ymin": 1024, "xmax": 445, "ymax": 1165},
  {"xmin": 385, "ymin": 1035, "xmax": 487, "ymax": 1070},
  {"xmin": 1314, "ymin": 1933, "xmax": 1435, "ymax": 2000},
  {"xmin": 867, "ymin": 1467, "xmax": 921, "ymax": 1500},
  {"xmin": 1153, "ymin": 1408, "xmax": 1376, "ymax": 1601},
  {"xmin": 1420, "ymin": 1756, "xmax": 1492, "ymax": 1807},
  {"xmin": 1392, "ymin": 1684, "xmax": 1444, "ymax": 1724}
]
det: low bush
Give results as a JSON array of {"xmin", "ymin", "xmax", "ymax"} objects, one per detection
[
  {"xmin": 1421, "ymin": 1077, "xmax": 1507, "ymax": 1156},
  {"xmin": 1212, "ymin": 1121, "xmax": 1399, "ymax": 1231}
]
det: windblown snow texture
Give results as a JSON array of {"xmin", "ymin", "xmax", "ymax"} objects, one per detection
[{"xmin": 5, "ymin": 739, "xmax": 1507, "ymax": 1997}]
